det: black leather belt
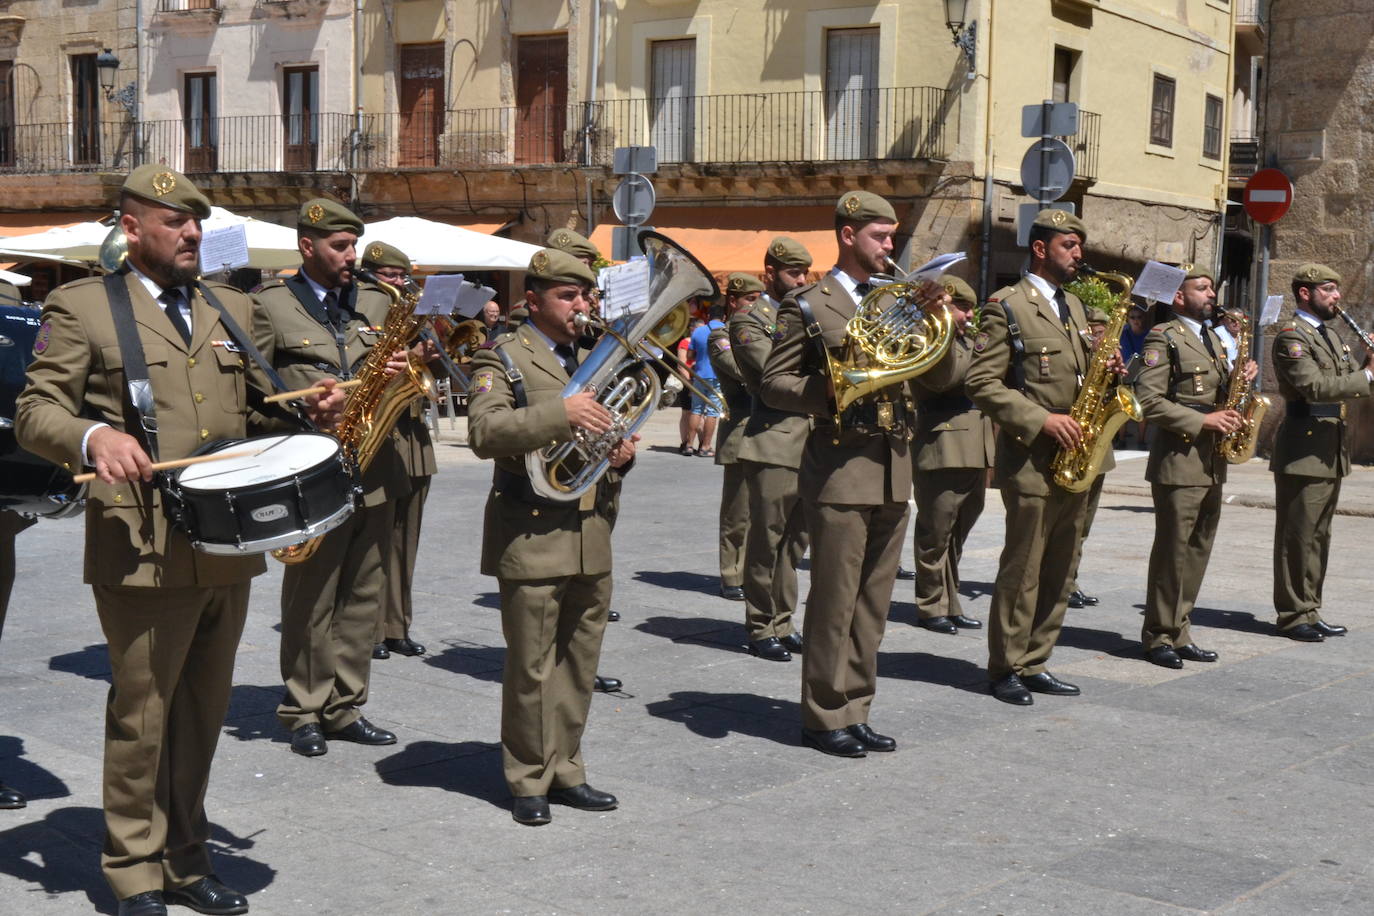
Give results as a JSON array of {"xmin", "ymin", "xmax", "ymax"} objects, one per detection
[
  {"xmin": 817, "ymin": 400, "xmax": 910, "ymax": 437},
  {"xmin": 1287, "ymin": 401, "xmax": 1344, "ymax": 419},
  {"xmin": 1182, "ymin": 402, "xmax": 1223, "ymax": 413}
]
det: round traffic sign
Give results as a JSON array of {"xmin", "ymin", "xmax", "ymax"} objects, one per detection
[
  {"xmin": 1243, "ymin": 168, "xmax": 1293, "ymax": 225},
  {"xmin": 613, "ymin": 173, "xmax": 656, "ymax": 227},
  {"xmin": 1019, "ymin": 138, "xmax": 1075, "ymax": 203}
]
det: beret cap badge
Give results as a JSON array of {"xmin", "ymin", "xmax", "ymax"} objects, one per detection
[
  {"xmin": 531, "ymin": 251, "xmax": 549, "ymax": 273},
  {"xmin": 771, "ymin": 242, "xmax": 786, "ymax": 257},
  {"xmin": 152, "ymin": 172, "xmax": 176, "ymax": 197},
  {"xmin": 306, "ymin": 204, "xmax": 325, "ymax": 224},
  {"xmin": 368, "ymin": 245, "xmax": 383, "ymax": 260},
  {"xmin": 843, "ymin": 194, "xmax": 861, "ymax": 215}
]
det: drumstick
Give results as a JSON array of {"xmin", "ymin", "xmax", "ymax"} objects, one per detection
[
  {"xmin": 263, "ymin": 378, "xmax": 364, "ymax": 404},
  {"xmin": 72, "ymin": 449, "xmax": 257, "ymax": 484}
]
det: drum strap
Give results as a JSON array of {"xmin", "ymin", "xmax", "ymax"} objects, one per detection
[{"xmin": 103, "ymin": 271, "xmax": 161, "ymax": 462}]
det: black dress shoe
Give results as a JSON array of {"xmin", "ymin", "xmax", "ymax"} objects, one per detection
[
  {"xmin": 325, "ymin": 717, "xmax": 396, "ymax": 745},
  {"xmin": 371, "ymin": 643, "xmax": 390, "ymax": 660},
  {"xmin": 779, "ymin": 632, "xmax": 803, "ymax": 653},
  {"xmin": 549, "ymin": 783, "xmax": 618, "ymax": 810},
  {"xmin": 801, "ymin": 727, "xmax": 866, "ymax": 757},
  {"xmin": 990, "ymin": 674, "xmax": 1033, "ymax": 706},
  {"xmin": 118, "ymin": 891, "xmax": 167, "ymax": 916},
  {"xmin": 512, "ymin": 795, "xmax": 551, "ymax": 826},
  {"xmin": 747, "ymin": 637, "xmax": 791, "ymax": 662},
  {"xmin": 289, "ymin": 724, "xmax": 327, "ymax": 757},
  {"xmin": 593, "ymin": 675, "xmax": 622, "ymax": 692},
  {"xmin": 607, "ymin": 610, "xmax": 621, "ymax": 622},
  {"xmin": 1313, "ymin": 620, "xmax": 1348, "ymax": 637},
  {"xmin": 916, "ymin": 616, "xmax": 958, "ymax": 635},
  {"xmin": 164, "ymin": 876, "xmax": 248, "ymax": 915},
  {"xmin": 951, "ymin": 614, "xmax": 983, "ymax": 629},
  {"xmin": 896, "ymin": 566, "xmax": 916, "ymax": 580},
  {"xmin": 1022, "ymin": 671, "xmax": 1081, "ymax": 696},
  {"xmin": 846, "ymin": 723, "xmax": 896, "ymax": 752},
  {"xmin": 0, "ymin": 780, "xmax": 25, "ymax": 809},
  {"xmin": 1175, "ymin": 644, "xmax": 1219, "ymax": 662},
  {"xmin": 1066, "ymin": 590, "xmax": 1086, "ymax": 609},
  {"xmin": 1283, "ymin": 623, "xmax": 1325, "ymax": 642},
  {"xmin": 384, "ymin": 637, "xmax": 426, "ymax": 656},
  {"xmin": 1078, "ymin": 591, "xmax": 1100, "ymax": 606},
  {"xmin": 720, "ymin": 585, "xmax": 745, "ymax": 601},
  {"xmin": 1145, "ymin": 646, "xmax": 1183, "ymax": 669}
]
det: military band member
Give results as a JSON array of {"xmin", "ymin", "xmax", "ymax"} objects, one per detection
[
  {"xmin": 468, "ymin": 248, "xmax": 634, "ymax": 825},
  {"xmin": 966, "ymin": 209, "xmax": 1119, "ymax": 706},
  {"xmin": 709, "ymin": 273, "xmax": 762, "ymax": 605},
  {"xmin": 1136, "ymin": 265, "xmax": 1255, "ymax": 666},
  {"xmin": 1270, "ymin": 263, "xmax": 1370, "ymax": 641},
  {"xmin": 17, "ymin": 166, "xmax": 343, "ymax": 916},
  {"xmin": 762, "ymin": 191, "xmax": 946, "ymax": 756},
  {"xmin": 909, "ymin": 276, "xmax": 991, "ymax": 635},
  {"xmin": 255, "ymin": 199, "xmax": 405, "ymax": 758},
  {"xmin": 734, "ymin": 238, "xmax": 813, "ymax": 661},
  {"xmin": 358, "ymin": 241, "xmax": 436, "ymax": 662}
]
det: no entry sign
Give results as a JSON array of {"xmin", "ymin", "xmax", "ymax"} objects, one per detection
[{"xmin": 1244, "ymin": 168, "xmax": 1294, "ymax": 225}]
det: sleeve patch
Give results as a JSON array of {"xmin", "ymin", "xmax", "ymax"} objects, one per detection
[
  {"xmin": 1285, "ymin": 341, "xmax": 1304, "ymax": 358},
  {"xmin": 1142, "ymin": 349, "xmax": 1161, "ymax": 367},
  {"xmin": 32, "ymin": 320, "xmax": 51, "ymax": 356},
  {"xmin": 471, "ymin": 369, "xmax": 495, "ymax": 394},
  {"xmin": 972, "ymin": 331, "xmax": 990, "ymax": 352}
]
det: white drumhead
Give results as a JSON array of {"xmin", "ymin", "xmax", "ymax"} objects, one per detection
[{"xmin": 177, "ymin": 434, "xmax": 340, "ymax": 490}]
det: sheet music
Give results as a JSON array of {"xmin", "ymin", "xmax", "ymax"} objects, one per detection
[
  {"xmin": 416, "ymin": 274, "xmax": 465, "ymax": 315},
  {"xmin": 453, "ymin": 281, "xmax": 497, "ymax": 318},
  {"xmin": 1133, "ymin": 260, "xmax": 1186, "ymax": 305},
  {"xmin": 1260, "ymin": 294, "xmax": 1284, "ymax": 327},
  {"xmin": 199, "ymin": 225, "xmax": 250, "ymax": 273},
  {"xmin": 598, "ymin": 259, "xmax": 651, "ymax": 323}
]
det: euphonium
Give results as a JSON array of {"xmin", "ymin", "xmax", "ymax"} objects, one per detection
[
  {"xmin": 273, "ymin": 269, "xmax": 437, "ymax": 562},
  {"xmin": 526, "ymin": 231, "xmax": 719, "ymax": 502},
  {"xmin": 1216, "ymin": 313, "xmax": 1270, "ymax": 464},
  {"xmin": 1050, "ymin": 264, "xmax": 1143, "ymax": 492},
  {"xmin": 827, "ymin": 259, "xmax": 956, "ymax": 416}
]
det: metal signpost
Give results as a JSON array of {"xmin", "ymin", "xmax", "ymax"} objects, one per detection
[
  {"xmin": 1017, "ymin": 101, "xmax": 1079, "ymax": 247},
  {"xmin": 611, "ymin": 146, "xmax": 657, "ymax": 261}
]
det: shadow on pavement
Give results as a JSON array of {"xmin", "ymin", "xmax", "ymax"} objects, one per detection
[
  {"xmin": 374, "ymin": 740, "xmax": 506, "ymax": 808},
  {"xmin": 877, "ymin": 651, "xmax": 988, "ymax": 693},
  {"xmin": 1057, "ymin": 624, "xmax": 1139, "ymax": 656},
  {"xmin": 1103, "ymin": 504, "xmax": 1156, "ymax": 514},
  {"xmin": 1191, "ymin": 606, "xmax": 1274, "ymax": 636},
  {"xmin": 632, "ymin": 570, "xmax": 721, "ymax": 596},
  {"xmin": 632, "ymin": 615, "xmax": 747, "ymax": 653},
  {"xmin": 0, "ymin": 736, "xmax": 69, "ymax": 802},
  {"xmin": 48, "ymin": 644, "xmax": 110, "ymax": 683},
  {"xmin": 645, "ymin": 691, "xmax": 801, "ymax": 747},
  {"xmin": 423, "ymin": 644, "xmax": 505, "ymax": 682}
]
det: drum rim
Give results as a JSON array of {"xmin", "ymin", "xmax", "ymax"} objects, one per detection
[
  {"xmin": 189, "ymin": 499, "xmax": 355, "ymax": 557},
  {"xmin": 176, "ymin": 432, "xmax": 343, "ymax": 491}
]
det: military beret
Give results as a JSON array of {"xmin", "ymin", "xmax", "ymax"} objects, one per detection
[
  {"xmin": 121, "ymin": 164, "xmax": 211, "ymax": 219},
  {"xmin": 361, "ymin": 241, "xmax": 410, "ymax": 272},
  {"xmin": 527, "ymin": 248, "xmax": 597, "ymax": 286},
  {"xmin": 725, "ymin": 272, "xmax": 765, "ymax": 296},
  {"xmin": 940, "ymin": 276, "xmax": 976, "ymax": 306},
  {"xmin": 546, "ymin": 228, "xmax": 599, "ymax": 261},
  {"xmin": 836, "ymin": 191, "xmax": 897, "ymax": 223},
  {"xmin": 765, "ymin": 236, "xmax": 813, "ymax": 268},
  {"xmin": 298, "ymin": 198, "xmax": 363, "ymax": 235},
  {"xmin": 1181, "ymin": 263, "xmax": 1214, "ymax": 284},
  {"xmin": 1030, "ymin": 208, "xmax": 1088, "ymax": 243},
  {"xmin": 1293, "ymin": 263, "xmax": 1341, "ymax": 285}
]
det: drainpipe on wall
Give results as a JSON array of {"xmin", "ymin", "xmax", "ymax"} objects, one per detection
[
  {"xmin": 351, "ymin": 0, "xmax": 364, "ymax": 205},
  {"xmin": 977, "ymin": 0, "xmax": 995, "ymax": 303},
  {"xmin": 134, "ymin": 0, "xmax": 143, "ymax": 167},
  {"xmin": 584, "ymin": 0, "xmax": 601, "ymax": 236}
]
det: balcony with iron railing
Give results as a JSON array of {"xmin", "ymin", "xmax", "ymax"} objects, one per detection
[
  {"xmin": 1064, "ymin": 109, "xmax": 1101, "ymax": 182},
  {"xmin": 1235, "ymin": 0, "xmax": 1268, "ymax": 27},
  {"xmin": 0, "ymin": 87, "xmax": 956, "ymax": 176}
]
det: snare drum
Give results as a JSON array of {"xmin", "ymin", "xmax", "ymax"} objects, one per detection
[{"xmin": 166, "ymin": 433, "xmax": 358, "ymax": 556}]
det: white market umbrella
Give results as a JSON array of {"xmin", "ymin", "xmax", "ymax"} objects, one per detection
[
  {"xmin": 203, "ymin": 207, "xmax": 301, "ymax": 271},
  {"xmin": 0, "ymin": 221, "xmax": 110, "ymax": 266},
  {"xmin": 0, "ymin": 268, "xmax": 32, "ymax": 286},
  {"xmin": 359, "ymin": 217, "xmax": 541, "ymax": 271}
]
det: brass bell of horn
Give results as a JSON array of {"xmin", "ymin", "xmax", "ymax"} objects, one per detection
[{"xmin": 98, "ymin": 217, "xmax": 129, "ymax": 272}]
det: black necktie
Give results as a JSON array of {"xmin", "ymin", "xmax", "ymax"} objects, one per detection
[
  {"xmin": 554, "ymin": 343, "xmax": 579, "ymax": 374},
  {"xmin": 1316, "ymin": 323, "xmax": 1340, "ymax": 356},
  {"xmin": 1054, "ymin": 289, "xmax": 1072, "ymax": 333},
  {"xmin": 159, "ymin": 288, "xmax": 191, "ymax": 345},
  {"xmin": 1199, "ymin": 327, "xmax": 1219, "ymax": 360},
  {"xmin": 323, "ymin": 290, "xmax": 345, "ymax": 328},
  {"xmin": 854, "ymin": 282, "xmax": 873, "ymax": 299}
]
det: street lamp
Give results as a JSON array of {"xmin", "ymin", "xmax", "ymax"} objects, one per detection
[
  {"xmin": 96, "ymin": 48, "xmax": 136, "ymax": 114},
  {"xmin": 943, "ymin": 0, "xmax": 978, "ymax": 76}
]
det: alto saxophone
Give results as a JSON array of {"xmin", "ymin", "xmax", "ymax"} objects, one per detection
[
  {"xmin": 1050, "ymin": 264, "xmax": 1143, "ymax": 493},
  {"xmin": 273, "ymin": 270, "xmax": 437, "ymax": 563},
  {"xmin": 1216, "ymin": 314, "xmax": 1270, "ymax": 464}
]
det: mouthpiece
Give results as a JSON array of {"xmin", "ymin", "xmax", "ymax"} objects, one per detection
[{"xmin": 1074, "ymin": 261, "xmax": 1099, "ymax": 277}]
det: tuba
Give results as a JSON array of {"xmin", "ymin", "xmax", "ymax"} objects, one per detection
[
  {"xmin": 1216, "ymin": 313, "xmax": 1270, "ymax": 464},
  {"xmin": 1050, "ymin": 264, "xmax": 1143, "ymax": 492},
  {"xmin": 526, "ymin": 231, "xmax": 719, "ymax": 502},
  {"xmin": 274, "ymin": 269, "xmax": 437, "ymax": 562}
]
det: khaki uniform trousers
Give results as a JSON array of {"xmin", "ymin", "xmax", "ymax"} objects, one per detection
[
  {"xmin": 741, "ymin": 460, "xmax": 807, "ymax": 640},
  {"xmin": 801, "ymin": 500, "xmax": 908, "ymax": 730},
  {"xmin": 912, "ymin": 468, "xmax": 985, "ymax": 620},
  {"xmin": 988, "ymin": 487, "xmax": 1088, "ymax": 679},
  {"xmin": 278, "ymin": 501, "xmax": 389, "ymax": 732},
  {"xmin": 94, "ymin": 582, "xmax": 249, "ymax": 900},
  {"xmin": 718, "ymin": 463, "xmax": 748, "ymax": 588},
  {"xmin": 500, "ymin": 573, "xmax": 611, "ymax": 797},
  {"xmin": 0, "ymin": 510, "xmax": 35, "ymax": 638},
  {"xmin": 1143, "ymin": 483, "xmax": 1222, "ymax": 649},
  {"xmin": 1067, "ymin": 472, "xmax": 1105, "ymax": 595},
  {"xmin": 377, "ymin": 476, "xmax": 430, "ymax": 642},
  {"xmin": 1273, "ymin": 474, "xmax": 1340, "ymax": 631}
]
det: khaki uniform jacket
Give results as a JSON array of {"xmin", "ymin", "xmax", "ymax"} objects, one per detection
[
  {"xmin": 761, "ymin": 278, "xmax": 911, "ymax": 504},
  {"xmin": 253, "ymin": 275, "xmax": 412, "ymax": 505},
  {"xmin": 966, "ymin": 277, "xmax": 1094, "ymax": 495},
  {"xmin": 1269, "ymin": 317, "xmax": 1373, "ymax": 479},
  {"xmin": 468, "ymin": 324, "xmax": 623, "ymax": 579},
  {"xmin": 707, "ymin": 323, "xmax": 750, "ymax": 464},
  {"xmin": 732, "ymin": 296, "xmax": 810, "ymax": 470},
  {"xmin": 16, "ymin": 273, "xmax": 278, "ymax": 587},
  {"xmin": 910, "ymin": 337, "xmax": 994, "ymax": 471},
  {"xmin": 1136, "ymin": 316, "xmax": 1231, "ymax": 486}
]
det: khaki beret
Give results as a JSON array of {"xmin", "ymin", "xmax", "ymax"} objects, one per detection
[
  {"xmin": 1293, "ymin": 263, "xmax": 1341, "ymax": 285},
  {"xmin": 527, "ymin": 248, "xmax": 597, "ymax": 286},
  {"xmin": 361, "ymin": 241, "xmax": 410, "ymax": 272},
  {"xmin": 940, "ymin": 276, "xmax": 976, "ymax": 306},
  {"xmin": 1030, "ymin": 208, "xmax": 1088, "ymax": 243},
  {"xmin": 121, "ymin": 164, "xmax": 211, "ymax": 219},
  {"xmin": 836, "ymin": 191, "xmax": 897, "ymax": 224},
  {"xmin": 725, "ymin": 272, "xmax": 765, "ymax": 296},
  {"xmin": 1181, "ymin": 263, "xmax": 1214, "ymax": 284},
  {"xmin": 546, "ymin": 228, "xmax": 599, "ymax": 261},
  {"xmin": 765, "ymin": 236, "xmax": 813, "ymax": 268},
  {"xmin": 298, "ymin": 198, "xmax": 363, "ymax": 235}
]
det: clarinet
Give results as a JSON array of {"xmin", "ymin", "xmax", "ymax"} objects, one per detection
[{"xmin": 1332, "ymin": 304, "xmax": 1374, "ymax": 351}]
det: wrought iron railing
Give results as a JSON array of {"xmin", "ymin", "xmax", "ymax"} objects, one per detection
[
  {"xmin": 1064, "ymin": 109, "xmax": 1101, "ymax": 183},
  {"xmin": 1235, "ymin": 0, "xmax": 1268, "ymax": 26},
  {"xmin": 157, "ymin": 0, "xmax": 220, "ymax": 10}
]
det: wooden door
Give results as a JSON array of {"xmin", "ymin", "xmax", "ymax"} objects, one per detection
[
  {"xmin": 398, "ymin": 43, "xmax": 444, "ymax": 167},
  {"xmin": 825, "ymin": 28, "xmax": 878, "ymax": 160},
  {"xmin": 71, "ymin": 54, "xmax": 101, "ymax": 166},
  {"xmin": 283, "ymin": 66, "xmax": 318, "ymax": 171},
  {"xmin": 650, "ymin": 39, "xmax": 695, "ymax": 164},
  {"xmin": 184, "ymin": 72, "xmax": 218, "ymax": 172},
  {"xmin": 515, "ymin": 34, "xmax": 567, "ymax": 164}
]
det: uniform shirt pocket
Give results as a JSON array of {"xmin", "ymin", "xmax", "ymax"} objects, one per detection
[{"xmin": 212, "ymin": 345, "xmax": 248, "ymax": 412}]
